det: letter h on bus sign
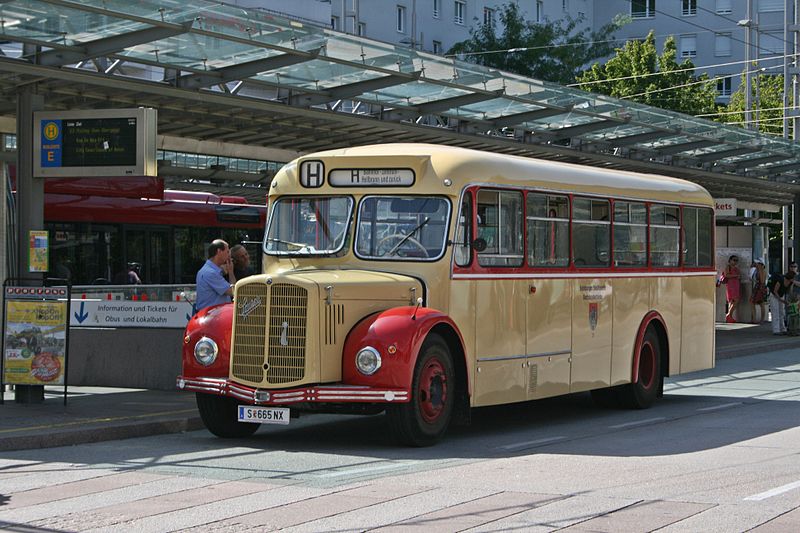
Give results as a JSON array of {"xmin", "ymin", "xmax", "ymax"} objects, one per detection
[{"xmin": 300, "ymin": 160, "xmax": 324, "ymax": 188}]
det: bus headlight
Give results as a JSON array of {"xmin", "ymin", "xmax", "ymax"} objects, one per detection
[
  {"xmin": 356, "ymin": 346, "xmax": 382, "ymax": 376},
  {"xmin": 193, "ymin": 336, "xmax": 218, "ymax": 366}
]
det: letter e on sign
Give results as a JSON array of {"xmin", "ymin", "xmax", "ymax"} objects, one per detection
[{"xmin": 300, "ymin": 160, "xmax": 324, "ymax": 188}]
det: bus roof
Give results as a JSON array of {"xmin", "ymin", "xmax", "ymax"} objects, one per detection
[{"xmin": 289, "ymin": 143, "xmax": 714, "ymax": 207}]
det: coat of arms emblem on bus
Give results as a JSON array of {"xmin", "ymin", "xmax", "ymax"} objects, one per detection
[{"xmin": 589, "ymin": 303, "xmax": 598, "ymax": 331}]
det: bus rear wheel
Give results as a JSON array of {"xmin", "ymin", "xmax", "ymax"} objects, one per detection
[
  {"xmin": 387, "ymin": 334, "xmax": 455, "ymax": 447},
  {"xmin": 620, "ymin": 327, "xmax": 662, "ymax": 409},
  {"xmin": 196, "ymin": 393, "xmax": 259, "ymax": 438}
]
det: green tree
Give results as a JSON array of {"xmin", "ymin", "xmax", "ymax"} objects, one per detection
[
  {"xmin": 725, "ymin": 73, "xmax": 790, "ymax": 136},
  {"xmin": 576, "ymin": 32, "xmax": 718, "ymax": 115},
  {"xmin": 447, "ymin": 3, "xmax": 624, "ymax": 85}
]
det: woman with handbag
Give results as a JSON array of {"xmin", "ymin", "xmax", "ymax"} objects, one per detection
[{"xmin": 749, "ymin": 258, "xmax": 767, "ymax": 324}]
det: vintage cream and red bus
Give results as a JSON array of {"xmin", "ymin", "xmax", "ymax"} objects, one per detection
[{"xmin": 178, "ymin": 143, "xmax": 715, "ymax": 446}]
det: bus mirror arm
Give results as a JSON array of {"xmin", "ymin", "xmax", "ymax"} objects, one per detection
[{"xmin": 446, "ymin": 238, "xmax": 487, "ymax": 252}]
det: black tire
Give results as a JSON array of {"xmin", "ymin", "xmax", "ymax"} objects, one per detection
[
  {"xmin": 619, "ymin": 327, "xmax": 662, "ymax": 409},
  {"xmin": 196, "ymin": 393, "xmax": 259, "ymax": 438},
  {"xmin": 386, "ymin": 334, "xmax": 455, "ymax": 447}
]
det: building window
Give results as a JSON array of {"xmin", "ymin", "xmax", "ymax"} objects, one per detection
[
  {"xmin": 433, "ymin": 40, "xmax": 442, "ymax": 54},
  {"xmin": 433, "ymin": 0, "xmax": 440, "ymax": 18},
  {"xmin": 631, "ymin": 0, "xmax": 655, "ymax": 18},
  {"xmin": 716, "ymin": 0, "xmax": 731, "ymax": 14},
  {"xmin": 680, "ymin": 34, "xmax": 697, "ymax": 58},
  {"xmin": 759, "ymin": 0, "xmax": 783, "ymax": 12},
  {"xmin": 682, "ymin": 0, "xmax": 696, "ymax": 16},
  {"xmin": 454, "ymin": 0, "xmax": 465, "ymax": 25},
  {"xmin": 536, "ymin": 0, "xmax": 544, "ymax": 22},
  {"xmin": 396, "ymin": 5, "xmax": 406, "ymax": 33},
  {"xmin": 715, "ymin": 33, "xmax": 731, "ymax": 56},
  {"xmin": 357, "ymin": 22, "xmax": 366, "ymax": 36},
  {"xmin": 761, "ymin": 32, "xmax": 783, "ymax": 55},
  {"xmin": 331, "ymin": 16, "xmax": 339, "ymax": 30},
  {"xmin": 483, "ymin": 7, "xmax": 495, "ymax": 26},
  {"xmin": 717, "ymin": 77, "xmax": 732, "ymax": 97}
]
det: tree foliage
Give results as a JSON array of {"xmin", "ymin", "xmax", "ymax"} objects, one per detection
[
  {"xmin": 725, "ymin": 73, "xmax": 790, "ymax": 136},
  {"xmin": 576, "ymin": 32, "xmax": 718, "ymax": 115},
  {"xmin": 446, "ymin": 3, "xmax": 624, "ymax": 85}
]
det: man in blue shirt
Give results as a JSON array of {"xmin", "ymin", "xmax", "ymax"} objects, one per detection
[{"xmin": 195, "ymin": 239, "xmax": 236, "ymax": 312}]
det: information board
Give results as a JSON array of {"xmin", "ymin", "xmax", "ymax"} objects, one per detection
[{"xmin": 33, "ymin": 108, "xmax": 157, "ymax": 177}]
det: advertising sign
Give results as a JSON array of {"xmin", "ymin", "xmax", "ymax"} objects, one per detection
[
  {"xmin": 28, "ymin": 230, "xmax": 49, "ymax": 273},
  {"xmin": 33, "ymin": 108, "xmax": 157, "ymax": 178},
  {"xmin": 3, "ymin": 296, "xmax": 68, "ymax": 385}
]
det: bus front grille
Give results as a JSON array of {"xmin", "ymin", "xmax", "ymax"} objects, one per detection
[
  {"xmin": 230, "ymin": 282, "xmax": 308, "ymax": 385},
  {"xmin": 266, "ymin": 284, "xmax": 307, "ymax": 384}
]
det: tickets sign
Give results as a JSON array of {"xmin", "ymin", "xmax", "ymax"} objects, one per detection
[{"xmin": 70, "ymin": 299, "xmax": 194, "ymax": 328}]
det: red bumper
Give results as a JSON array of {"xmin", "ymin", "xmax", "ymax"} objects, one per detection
[{"xmin": 177, "ymin": 375, "xmax": 410, "ymax": 405}]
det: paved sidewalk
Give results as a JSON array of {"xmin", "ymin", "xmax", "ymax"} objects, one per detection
[{"xmin": 0, "ymin": 322, "xmax": 797, "ymax": 452}]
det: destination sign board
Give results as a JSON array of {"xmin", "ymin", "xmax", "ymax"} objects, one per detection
[
  {"xmin": 33, "ymin": 108, "xmax": 157, "ymax": 177},
  {"xmin": 329, "ymin": 168, "xmax": 415, "ymax": 187}
]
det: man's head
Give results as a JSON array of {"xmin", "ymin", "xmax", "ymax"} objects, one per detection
[
  {"xmin": 207, "ymin": 239, "xmax": 230, "ymax": 266},
  {"xmin": 791, "ymin": 261, "xmax": 798, "ymax": 272},
  {"xmin": 231, "ymin": 244, "xmax": 250, "ymax": 270}
]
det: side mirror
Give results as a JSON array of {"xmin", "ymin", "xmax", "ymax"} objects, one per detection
[{"xmin": 472, "ymin": 238, "xmax": 487, "ymax": 252}]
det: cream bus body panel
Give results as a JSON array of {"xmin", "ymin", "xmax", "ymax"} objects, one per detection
[
  {"xmin": 680, "ymin": 277, "xmax": 716, "ymax": 373},
  {"xmin": 570, "ymin": 280, "xmax": 613, "ymax": 393},
  {"xmin": 651, "ymin": 277, "xmax": 683, "ymax": 376},
  {"xmin": 610, "ymin": 278, "xmax": 652, "ymax": 385},
  {"xmin": 527, "ymin": 279, "xmax": 572, "ymax": 399}
]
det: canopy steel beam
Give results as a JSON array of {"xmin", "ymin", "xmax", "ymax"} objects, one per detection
[
  {"xmin": 290, "ymin": 72, "xmax": 421, "ymax": 107},
  {"xmin": 693, "ymin": 146, "xmax": 761, "ymax": 163},
  {"xmin": 178, "ymin": 49, "xmax": 321, "ymax": 90},
  {"xmin": 37, "ymin": 22, "xmax": 194, "ymax": 67},
  {"xmin": 605, "ymin": 130, "xmax": 674, "ymax": 146},
  {"xmin": 652, "ymin": 139, "xmax": 720, "ymax": 155},
  {"xmin": 734, "ymin": 153, "xmax": 793, "ymax": 169},
  {"xmin": 490, "ymin": 105, "xmax": 571, "ymax": 128},
  {"xmin": 545, "ymin": 119, "xmax": 622, "ymax": 138}
]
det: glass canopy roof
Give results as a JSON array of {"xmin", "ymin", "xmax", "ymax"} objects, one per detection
[{"xmin": 1, "ymin": 0, "xmax": 799, "ymax": 204}]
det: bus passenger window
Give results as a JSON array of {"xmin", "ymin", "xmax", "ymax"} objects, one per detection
[
  {"xmin": 526, "ymin": 193, "xmax": 569, "ymax": 267},
  {"xmin": 650, "ymin": 204, "xmax": 680, "ymax": 267},
  {"xmin": 683, "ymin": 207, "xmax": 714, "ymax": 267},
  {"xmin": 454, "ymin": 193, "xmax": 473, "ymax": 267},
  {"xmin": 476, "ymin": 189, "xmax": 523, "ymax": 267},
  {"xmin": 573, "ymin": 198, "xmax": 610, "ymax": 267},
  {"xmin": 613, "ymin": 201, "xmax": 647, "ymax": 267}
]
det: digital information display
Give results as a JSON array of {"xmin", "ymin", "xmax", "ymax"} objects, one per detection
[{"xmin": 33, "ymin": 108, "xmax": 157, "ymax": 177}]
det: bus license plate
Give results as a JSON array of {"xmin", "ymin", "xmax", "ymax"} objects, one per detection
[{"xmin": 237, "ymin": 406, "xmax": 290, "ymax": 425}]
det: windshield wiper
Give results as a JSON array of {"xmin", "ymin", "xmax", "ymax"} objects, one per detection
[
  {"xmin": 384, "ymin": 217, "xmax": 430, "ymax": 257},
  {"xmin": 266, "ymin": 237, "xmax": 309, "ymax": 250}
]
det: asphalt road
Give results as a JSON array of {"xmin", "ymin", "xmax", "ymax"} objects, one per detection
[{"xmin": 1, "ymin": 348, "xmax": 800, "ymax": 532}]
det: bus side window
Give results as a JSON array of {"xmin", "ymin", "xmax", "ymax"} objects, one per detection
[
  {"xmin": 526, "ymin": 192, "xmax": 569, "ymax": 267},
  {"xmin": 454, "ymin": 193, "xmax": 473, "ymax": 267},
  {"xmin": 476, "ymin": 189, "xmax": 523, "ymax": 268},
  {"xmin": 650, "ymin": 204, "xmax": 680, "ymax": 267},
  {"xmin": 573, "ymin": 198, "xmax": 610, "ymax": 267},
  {"xmin": 613, "ymin": 201, "xmax": 647, "ymax": 267}
]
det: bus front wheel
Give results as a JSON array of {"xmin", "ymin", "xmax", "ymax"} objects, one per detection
[
  {"xmin": 196, "ymin": 393, "xmax": 259, "ymax": 438},
  {"xmin": 387, "ymin": 334, "xmax": 455, "ymax": 446},
  {"xmin": 620, "ymin": 327, "xmax": 662, "ymax": 409}
]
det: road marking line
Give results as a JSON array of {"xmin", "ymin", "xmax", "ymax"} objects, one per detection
[
  {"xmin": 609, "ymin": 417, "xmax": 665, "ymax": 429},
  {"xmin": 745, "ymin": 480, "xmax": 800, "ymax": 501},
  {"xmin": 697, "ymin": 402, "xmax": 742, "ymax": 412},
  {"xmin": 498, "ymin": 436, "xmax": 566, "ymax": 451},
  {"xmin": 318, "ymin": 461, "xmax": 420, "ymax": 478},
  {"xmin": 0, "ymin": 409, "xmax": 198, "ymax": 434}
]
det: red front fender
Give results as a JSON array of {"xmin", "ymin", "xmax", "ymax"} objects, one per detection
[
  {"xmin": 181, "ymin": 303, "xmax": 233, "ymax": 379},
  {"xmin": 342, "ymin": 306, "xmax": 466, "ymax": 390}
]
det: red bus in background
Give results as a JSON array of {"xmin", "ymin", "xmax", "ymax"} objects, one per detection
[{"xmin": 41, "ymin": 178, "xmax": 266, "ymax": 285}]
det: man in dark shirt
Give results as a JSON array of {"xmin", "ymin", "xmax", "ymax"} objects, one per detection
[
  {"xmin": 769, "ymin": 271, "xmax": 796, "ymax": 335},
  {"xmin": 231, "ymin": 244, "xmax": 254, "ymax": 280}
]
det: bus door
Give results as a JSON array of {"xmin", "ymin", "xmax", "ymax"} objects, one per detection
[
  {"xmin": 570, "ymin": 198, "xmax": 613, "ymax": 392},
  {"xmin": 524, "ymin": 193, "xmax": 572, "ymax": 399}
]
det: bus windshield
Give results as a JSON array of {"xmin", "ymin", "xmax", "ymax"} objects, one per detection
[
  {"xmin": 355, "ymin": 196, "xmax": 450, "ymax": 261},
  {"xmin": 265, "ymin": 196, "xmax": 353, "ymax": 256}
]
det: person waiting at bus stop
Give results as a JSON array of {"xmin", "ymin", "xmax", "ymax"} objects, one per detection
[
  {"xmin": 230, "ymin": 244, "xmax": 253, "ymax": 280},
  {"xmin": 195, "ymin": 239, "xmax": 236, "ymax": 312},
  {"xmin": 768, "ymin": 270, "xmax": 796, "ymax": 335}
]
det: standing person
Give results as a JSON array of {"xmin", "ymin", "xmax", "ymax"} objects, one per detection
[
  {"xmin": 768, "ymin": 270, "xmax": 795, "ymax": 335},
  {"xmin": 722, "ymin": 255, "xmax": 741, "ymax": 323},
  {"xmin": 749, "ymin": 258, "xmax": 767, "ymax": 324},
  {"xmin": 230, "ymin": 244, "xmax": 254, "ymax": 280},
  {"xmin": 195, "ymin": 239, "xmax": 236, "ymax": 312}
]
